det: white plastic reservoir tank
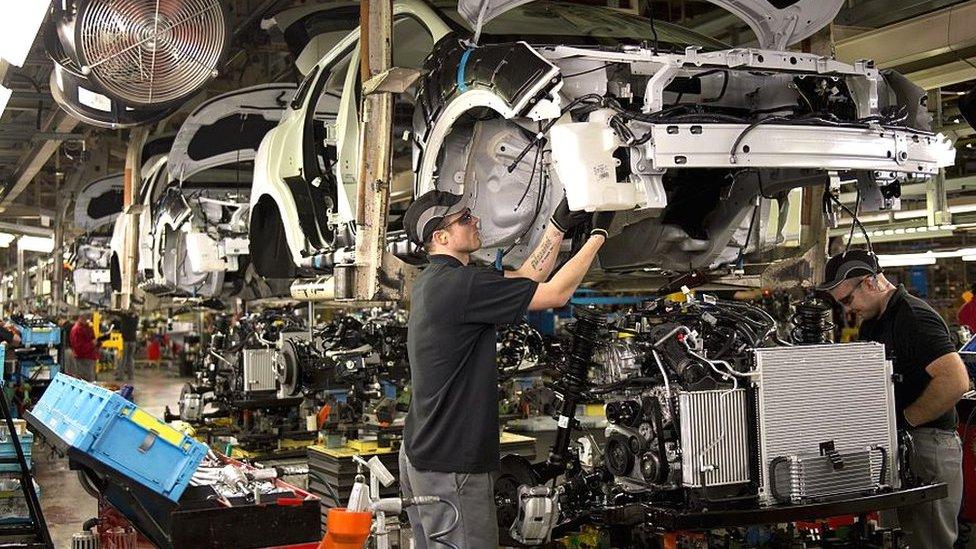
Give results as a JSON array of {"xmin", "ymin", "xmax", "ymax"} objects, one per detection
[{"xmin": 549, "ymin": 115, "xmax": 639, "ymax": 212}]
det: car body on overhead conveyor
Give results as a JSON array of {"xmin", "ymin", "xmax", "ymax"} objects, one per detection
[
  {"xmin": 71, "ymin": 173, "xmax": 123, "ymax": 308},
  {"xmin": 109, "ymin": 83, "xmax": 296, "ymax": 300},
  {"xmin": 250, "ymin": 0, "xmax": 954, "ymax": 280}
]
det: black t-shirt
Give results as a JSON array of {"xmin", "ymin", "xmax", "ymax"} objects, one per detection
[
  {"xmin": 859, "ymin": 285, "xmax": 959, "ymax": 430},
  {"xmin": 404, "ymin": 254, "xmax": 538, "ymax": 473},
  {"xmin": 117, "ymin": 313, "xmax": 138, "ymax": 342}
]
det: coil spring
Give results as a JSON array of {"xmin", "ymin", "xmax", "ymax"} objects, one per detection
[
  {"xmin": 790, "ymin": 298, "xmax": 834, "ymax": 344},
  {"xmin": 555, "ymin": 308, "xmax": 607, "ymax": 395}
]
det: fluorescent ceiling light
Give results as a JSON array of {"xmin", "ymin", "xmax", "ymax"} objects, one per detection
[
  {"xmin": 0, "ymin": 0, "xmax": 51, "ymax": 67},
  {"xmin": 878, "ymin": 254, "xmax": 937, "ymax": 267},
  {"xmin": 0, "ymin": 232, "xmax": 14, "ymax": 248},
  {"xmin": 18, "ymin": 235, "xmax": 54, "ymax": 253},
  {"xmin": 0, "ymin": 86, "xmax": 10, "ymax": 118}
]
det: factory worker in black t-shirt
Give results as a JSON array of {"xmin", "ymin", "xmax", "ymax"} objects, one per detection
[
  {"xmin": 398, "ymin": 189, "xmax": 613, "ymax": 549},
  {"xmin": 818, "ymin": 249, "xmax": 968, "ymax": 549}
]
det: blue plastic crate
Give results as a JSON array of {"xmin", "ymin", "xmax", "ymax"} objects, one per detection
[
  {"xmin": 31, "ymin": 374, "xmax": 206, "ymax": 502},
  {"xmin": 14, "ymin": 362, "xmax": 59, "ymax": 384},
  {"xmin": 0, "ymin": 431, "xmax": 32, "ymax": 473},
  {"xmin": 12, "ymin": 324, "xmax": 60, "ymax": 348}
]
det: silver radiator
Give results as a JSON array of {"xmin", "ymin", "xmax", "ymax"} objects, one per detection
[
  {"xmin": 769, "ymin": 450, "xmax": 877, "ymax": 504},
  {"xmin": 242, "ymin": 349, "xmax": 278, "ymax": 393},
  {"xmin": 679, "ymin": 389, "xmax": 751, "ymax": 488},
  {"xmin": 754, "ymin": 343, "xmax": 897, "ymax": 506}
]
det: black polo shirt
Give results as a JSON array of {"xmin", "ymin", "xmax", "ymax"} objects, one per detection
[
  {"xmin": 404, "ymin": 254, "xmax": 538, "ymax": 473},
  {"xmin": 859, "ymin": 285, "xmax": 958, "ymax": 431}
]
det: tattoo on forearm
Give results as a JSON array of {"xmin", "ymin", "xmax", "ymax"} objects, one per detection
[{"xmin": 529, "ymin": 234, "xmax": 557, "ymax": 271}]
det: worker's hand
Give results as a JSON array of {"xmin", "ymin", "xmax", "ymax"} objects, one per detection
[
  {"xmin": 550, "ymin": 196, "xmax": 590, "ymax": 234},
  {"xmin": 590, "ymin": 211, "xmax": 616, "ymax": 239}
]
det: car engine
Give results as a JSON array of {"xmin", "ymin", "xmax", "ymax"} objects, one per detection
[{"xmin": 498, "ymin": 296, "xmax": 899, "ymax": 546}]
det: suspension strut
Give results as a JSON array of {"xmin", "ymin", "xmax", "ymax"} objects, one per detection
[
  {"xmin": 791, "ymin": 297, "xmax": 834, "ymax": 344},
  {"xmin": 545, "ymin": 308, "xmax": 606, "ymax": 475}
]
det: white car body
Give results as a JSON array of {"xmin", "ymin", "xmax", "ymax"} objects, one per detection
[
  {"xmin": 72, "ymin": 173, "xmax": 124, "ymax": 307},
  {"xmin": 252, "ymin": 0, "xmax": 953, "ymax": 277},
  {"xmin": 110, "ymin": 84, "xmax": 295, "ymax": 298}
]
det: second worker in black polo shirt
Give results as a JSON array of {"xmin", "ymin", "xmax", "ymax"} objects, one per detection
[
  {"xmin": 819, "ymin": 249, "xmax": 969, "ymax": 549},
  {"xmin": 398, "ymin": 189, "xmax": 611, "ymax": 548}
]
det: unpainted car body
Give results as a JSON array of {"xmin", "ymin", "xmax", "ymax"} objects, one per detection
[
  {"xmin": 110, "ymin": 84, "xmax": 295, "ymax": 299},
  {"xmin": 252, "ymin": 0, "xmax": 952, "ymax": 280},
  {"xmin": 72, "ymin": 173, "xmax": 123, "ymax": 307}
]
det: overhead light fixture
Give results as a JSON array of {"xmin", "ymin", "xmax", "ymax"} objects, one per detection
[
  {"xmin": 0, "ymin": 0, "xmax": 51, "ymax": 67},
  {"xmin": 878, "ymin": 255, "xmax": 937, "ymax": 267},
  {"xmin": 17, "ymin": 235, "xmax": 54, "ymax": 253},
  {"xmin": 0, "ymin": 232, "xmax": 14, "ymax": 248},
  {"xmin": 0, "ymin": 86, "xmax": 10, "ymax": 118}
]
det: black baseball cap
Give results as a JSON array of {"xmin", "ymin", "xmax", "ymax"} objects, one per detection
[
  {"xmin": 815, "ymin": 249, "xmax": 882, "ymax": 291},
  {"xmin": 403, "ymin": 190, "xmax": 468, "ymax": 246}
]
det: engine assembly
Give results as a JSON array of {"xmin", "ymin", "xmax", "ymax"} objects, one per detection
[{"xmin": 499, "ymin": 296, "xmax": 900, "ymax": 546}]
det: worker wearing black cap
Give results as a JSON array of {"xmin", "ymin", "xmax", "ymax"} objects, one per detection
[
  {"xmin": 818, "ymin": 249, "xmax": 968, "ymax": 548},
  {"xmin": 398, "ymin": 189, "xmax": 612, "ymax": 548}
]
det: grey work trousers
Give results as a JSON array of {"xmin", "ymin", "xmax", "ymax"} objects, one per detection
[
  {"xmin": 398, "ymin": 447, "xmax": 498, "ymax": 549},
  {"xmin": 115, "ymin": 342, "xmax": 135, "ymax": 381},
  {"xmin": 74, "ymin": 359, "xmax": 96, "ymax": 382},
  {"xmin": 898, "ymin": 427, "xmax": 963, "ymax": 549}
]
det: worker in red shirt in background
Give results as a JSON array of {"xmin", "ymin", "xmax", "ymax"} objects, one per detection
[
  {"xmin": 69, "ymin": 313, "xmax": 100, "ymax": 382},
  {"xmin": 958, "ymin": 283, "xmax": 976, "ymax": 334}
]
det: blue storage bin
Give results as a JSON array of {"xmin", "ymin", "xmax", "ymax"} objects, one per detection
[
  {"xmin": 14, "ymin": 362, "xmax": 59, "ymax": 383},
  {"xmin": 13, "ymin": 324, "xmax": 60, "ymax": 348},
  {"xmin": 31, "ymin": 374, "xmax": 206, "ymax": 502},
  {"xmin": 0, "ymin": 431, "xmax": 32, "ymax": 473}
]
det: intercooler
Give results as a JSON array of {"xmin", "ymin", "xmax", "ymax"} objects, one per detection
[
  {"xmin": 753, "ymin": 343, "xmax": 897, "ymax": 505},
  {"xmin": 242, "ymin": 349, "xmax": 278, "ymax": 393},
  {"xmin": 679, "ymin": 389, "xmax": 751, "ymax": 488}
]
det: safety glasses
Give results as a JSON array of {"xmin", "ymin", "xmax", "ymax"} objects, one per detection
[
  {"xmin": 436, "ymin": 208, "xmax": 475, "ymax": 232},
  {"xmin": 836, "ymin": 277, "xmax": 867, "ymax": 307}
]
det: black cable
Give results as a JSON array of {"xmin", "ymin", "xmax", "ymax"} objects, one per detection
[
  {"xmin": 829, "ymin": 192, "xmax": 873, "ymax": 253},
  {"xmin": 513, "ymin": 123, "xmax": 543, "ymax": 211},
  {"xmin": 735, "ymin": 196, "xmax": 760, "ymax": 267},
  {"xmin": 563, "ymin": 63, "xmax": 615, "ymax": 79},
  {"xmin": 506, "ymin": 94, "xmax": 604, "ymax": 173},
  {"xmin": 845, "ymin": 187, "xmax": 861, "ymax": 255},
  {"xmin": 647, "ymin": 2, "xmax": 659, "ymax": 54},
  {"xmin": 730, "ymin": 116, "xmax": 790, "ymax": 162},
  {"xmin": 503, "ymin": 128, "xmax": 549, "ymax": 259}
]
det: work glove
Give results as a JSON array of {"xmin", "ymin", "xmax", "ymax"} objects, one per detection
[
  {"xmin": 550, "ymin": 196, "xmax": 590, "ymax": 234},
  {"xmin": 590, "ymin": 211, "xmax": 616, "ymax": 239}
]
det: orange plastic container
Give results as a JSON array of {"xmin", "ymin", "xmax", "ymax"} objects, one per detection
[{"xmin": 318, "ymin": 508, "xmax": 372, "ymax": 549}]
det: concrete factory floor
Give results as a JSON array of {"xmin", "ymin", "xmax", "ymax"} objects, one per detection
[{"xmin": 35, "ymin": 365, "xmax": 185, "ymax": 547}]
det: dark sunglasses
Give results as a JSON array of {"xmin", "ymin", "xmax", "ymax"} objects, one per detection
[{"xmin": 436, "ymin": 208, "xmax": 475, "ymax": 231}]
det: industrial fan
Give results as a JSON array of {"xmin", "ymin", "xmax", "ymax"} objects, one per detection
[
  {"xmin": 46, "ymin": 23, "xmax": 178, "ymax": 128},
  {"xmin": 54, "ymin": 0, "xmax": 227, "ymax": 109}
]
